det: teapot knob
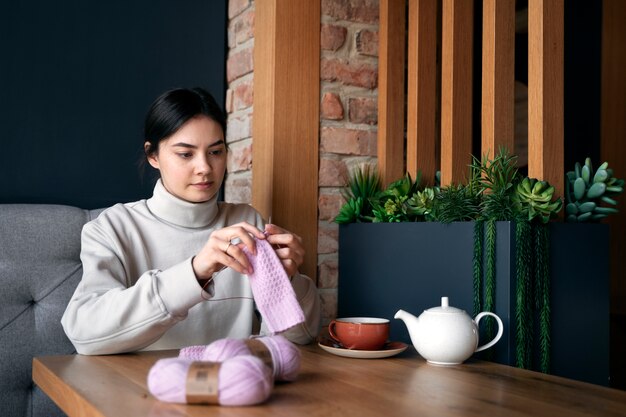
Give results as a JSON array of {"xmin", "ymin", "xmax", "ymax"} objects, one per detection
[{"xmin": 441, "ymin": 296, "xmax": 449, "ymax": 308}]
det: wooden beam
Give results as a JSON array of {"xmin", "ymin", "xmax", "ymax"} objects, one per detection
[
  {"xmin": 252, "ymin": 1, "xmax": 276, "ymax": 221},
  {"xmin": 407, "ymin": 0, "xmax": 438, "ymax": 186},
  {"xmin": 528, "ymin": 0, "xmax": 564, "ymax": 197},
  {"xmin": 602, "ymin": 0, "xmax": 626, "ymax": 389},
  {"xmin": 252, "ymin": 0, "xmax": 320, "ymax": 280},
  {"xmin": 481, "ymin": 0, "xmax": 515, "ymax": 160},
  {"xmin": 378, "ymin": 0, "xmax": 406, "ymax": 187},
  {"xmin": 441, "ymin": 0, "xmax": 474, "ymax": 186},
  {"xmin": 602, "ymin": 0, "xmax": 626, "ymax": 314}
]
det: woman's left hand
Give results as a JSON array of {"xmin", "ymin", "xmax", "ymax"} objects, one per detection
[{"xmin": 264, "ymin": 224, "xmax": 304, "ymax": 278}]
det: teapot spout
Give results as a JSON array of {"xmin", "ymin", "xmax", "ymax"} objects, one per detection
[
  {"xmin": 395, "ymin": 309, "xmax": 420, "ymax": 345},
  {"xmin": 394, "ymin": 309, "xmax": 419, "ymax": 328}
]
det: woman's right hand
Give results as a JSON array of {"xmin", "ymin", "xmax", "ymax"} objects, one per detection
[{"xmin": 192, "ymin": 222, "xmax": 266, "ymax": 280}]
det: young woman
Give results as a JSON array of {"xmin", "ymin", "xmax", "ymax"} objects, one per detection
[{"xmin": 61, "ymin": 88, "xmax": 320, "ymax": 355}]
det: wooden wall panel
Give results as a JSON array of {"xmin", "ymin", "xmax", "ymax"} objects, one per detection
[
  {"xmin": 528, "ymin": 0, "xmax": 564, "ymax": 197},
  {"xmin": 481, "ymin": 0, "xmax": 515, "ymax": 159},
  {"xmin": 407, "ymin": 0, "xmax": 438, "ymax": 186},
  {"xmin": 252, "ymin": 0, "xmax": 320, "ymax": 280},
  {"xmin": 440, "ymin": 0, "xmax": 474, "ymax": 186},
  {"xmin": 378, "ymin": 0, "xmax": 406, "ymax": 187},
  {"xmin": 252, "ymin": 1, "xmax": 276, "ymax": 220},
  {"xmin": 602, "ymin": 0, "xmax": 626, "ymax": 315},
  {"xmin": 602, "ymin": 0, "xmax": 626, "ymax": 389}
]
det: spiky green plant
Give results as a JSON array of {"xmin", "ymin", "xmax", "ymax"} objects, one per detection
[
  {"xmin": 432, "ymin": 183, "xmax": 481, "ymax": 223},
  {"xmin": 334, "ymin": 165, "xmax": 382, "ymax": 224},
  {"xmin": 432, "ymin": 163, "xmax": 481, "ymax": 223},
  {"xmin": 472, "ymin": 149, "xmax": 521, "ymax": 221}
]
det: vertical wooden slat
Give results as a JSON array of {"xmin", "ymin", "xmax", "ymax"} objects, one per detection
[
  {"xmin": 252, "ymin": 2, "xmax": 276, "ymax": 221},
  {"xmin": 528, "ymin": 0, "xmax": 564, "ymax": 197},
  {"xmin": 252, "ymin": 0, "xmax": 320, "ymax": 280},
  {"xmin": 440, "ymin": 0, "xmax": 474, "ymax": 186},
  {"xmin": 407, "ymin": 0, "xmax": 438, "ymax": 186},
  {"xmin": 481, "ymin": 0, "xmax": 515, "ymax": 159},
  {"xmin": 602, "ymin": 0, "xmax": 626, "ymax": 389},
  {"xmin": 378, "ymin": 0, "xmax": 406, "ymax": 187}
]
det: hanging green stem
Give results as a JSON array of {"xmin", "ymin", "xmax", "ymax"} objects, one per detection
[
  {"xmin": 473, "ymin": 220, "xmax": 484, "ymax": 317},
  {"xmin": 515, "ymin": 221, "xmax": 532, "ymax": 369},
  {"xmin": 484, "ymin": 219, "xmax": 497, "ymax": 342},
  {"xmin": 535, "ymin": 223, "xmax": 551, "ymax": 373}
]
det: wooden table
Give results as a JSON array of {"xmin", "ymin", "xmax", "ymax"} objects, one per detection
[{"xmin": 33, "ymin": 344, "xmax": 626, "ymax": 417}]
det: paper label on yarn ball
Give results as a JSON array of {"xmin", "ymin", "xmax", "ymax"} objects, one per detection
[
  {"xmin": 185, "ymin": 362, "xmax": 220, "ymax": 404},
  {"xmin": 244, "ymin": 339, "xmax": 273, "ymax": 370}
]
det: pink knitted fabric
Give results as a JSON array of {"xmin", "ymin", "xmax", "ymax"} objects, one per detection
[{"xmin": 243, "ymin": 238, "xmax": 305, "ymax": 333}]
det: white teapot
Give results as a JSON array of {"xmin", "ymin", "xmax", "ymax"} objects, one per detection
[{"xmin": 395, "ymin": 296, "xmax": 503, "ymax": 365}]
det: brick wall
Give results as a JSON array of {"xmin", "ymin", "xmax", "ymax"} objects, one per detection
[
  {"xmin": 318, "ymin": 0, "xmax": 379, "ymax": 325},
  {"xmin": 225, "ymin": 0, "xmax": 255, "ymax": 204},
  {"xmin": 226, "ymin": 0, "xmax": 380, "ymax": 326}
]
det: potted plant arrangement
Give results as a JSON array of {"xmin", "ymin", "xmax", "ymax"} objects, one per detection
[{"xmin": 335, "ymin": 149, "xmax": 623, "ymax": 386}]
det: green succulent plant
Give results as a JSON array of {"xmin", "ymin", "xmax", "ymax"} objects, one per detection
[
  {"xmin": 513, "ymin": 177, "xmax": 563, "ymax": 223},
  {"xmin": 370, "ymin": 173, "xmax": 422, "ymax": 222},
  {"xmin": 406, "ymin": 187, "xmax": 438, "ymax": 220},
  {"xmin": 565, "ymin": 158, "xmax": 624, "ymax": 222}
]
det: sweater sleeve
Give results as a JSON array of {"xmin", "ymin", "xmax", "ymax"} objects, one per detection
[{"xmin": 60, "ymin": 220, "xmax": 213, "ymax": 355}]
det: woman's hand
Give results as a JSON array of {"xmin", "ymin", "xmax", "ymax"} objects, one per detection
[
  {"xmin": 192, "ymin": 222, "xmax": 266, "ymax": 280},
  {"xmin": 264, "ymin": 223, "xmax": 305, "ymax": 278}
]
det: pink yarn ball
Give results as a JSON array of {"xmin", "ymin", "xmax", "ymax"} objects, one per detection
[
  {"xmin": 256, "ymin": 336, "xmax": 301, "ymax": 382},
  {"xmin": 202, "ymin": 338, "xmax": 251, "ymax": 362},
  {"xmin": 147, "ymin": 356, "xmax": 273, "ymax": 406},
  {"xmin": 179, "ymin": 336, "xmax": 301, "ymax": 381}
]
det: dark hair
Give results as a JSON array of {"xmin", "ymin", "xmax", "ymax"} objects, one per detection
[{"xmin": 144, "ymin": 87, "xmax": 226, "ymax": 156}]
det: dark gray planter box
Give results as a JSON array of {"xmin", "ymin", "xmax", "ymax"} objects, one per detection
[{"xmin": 338, "ymin": 221, "xmax": 609, "ymax": 386}]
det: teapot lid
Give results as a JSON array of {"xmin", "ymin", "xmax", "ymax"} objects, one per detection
[{"xmin": 424, "ymin": 297, "xmax": 465, "ymax": 314}]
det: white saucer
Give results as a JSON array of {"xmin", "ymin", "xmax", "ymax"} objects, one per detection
[{"xmin": 318, "ymin": 339, "xmax": 409, "ymax": 359}]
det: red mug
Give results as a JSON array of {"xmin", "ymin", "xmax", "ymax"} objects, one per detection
[{"xmin": 328, "ymin": 317, "xmax": 390, "ymax": 350}]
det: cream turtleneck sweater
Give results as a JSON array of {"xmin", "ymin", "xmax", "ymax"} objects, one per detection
[{"xmin": 61, "ymin": 180, "xmax": 321, "ymax": 355}]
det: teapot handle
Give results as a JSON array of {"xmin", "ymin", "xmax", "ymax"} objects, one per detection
[{"xmin": 474, "ymin": 312, "xmax": 504, "ymax": 353}]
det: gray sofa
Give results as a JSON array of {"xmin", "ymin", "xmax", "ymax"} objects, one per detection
[{"xmin": 0, "ymin": 204, "xmax": 103, "ymax": 417}]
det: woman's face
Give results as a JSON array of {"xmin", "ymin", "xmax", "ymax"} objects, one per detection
[{"xmin": 146, "ymin": 116, "xmax": 226, "ymax": 203}]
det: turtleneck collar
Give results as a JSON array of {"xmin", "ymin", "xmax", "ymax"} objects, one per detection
[{"xmin": 146, "ymin": 179, "xmax": 219, "ymax": 228}]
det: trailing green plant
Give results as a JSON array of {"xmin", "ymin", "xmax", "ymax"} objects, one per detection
[
  {"xmin": 534, "ymin": 223, "xmax": 551, "ymax": 373},
  {"xmin": 511, "ymin": 176, "xmax": 561, "ymax": 372},
  {"xmin": 565, "ymin": 158, "xmax": 624, "ymax": 222},
  {"xmin": 514, "ymin": 220, "xmax": 533, "ymax": 369},
  {"xmin": 483, "ymin": 218, "xmax": 498, "ymax": 348},
  {"xmin": 472, "ymin": 220, "xmax": 484, "ymax": 317},
  {"xmin": 470, "ymin": 148, "xmax": 520, "ymax": 347}
]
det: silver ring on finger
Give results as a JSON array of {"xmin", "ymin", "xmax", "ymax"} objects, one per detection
[{"xmin": 225, "ymin": 241, "xmax": 232, "ymax": 255}]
